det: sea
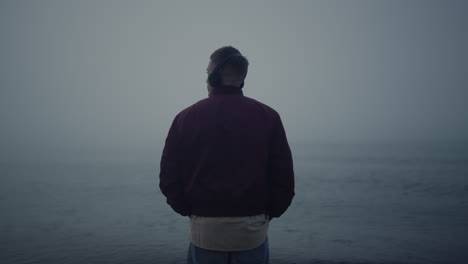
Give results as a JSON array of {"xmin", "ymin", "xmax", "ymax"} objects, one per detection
[{"xmin": 1, "ymin": 141, "xmax": 467, "ymax": 264}]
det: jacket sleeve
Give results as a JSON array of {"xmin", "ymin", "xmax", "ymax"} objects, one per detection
[
  {"xmin": 266, "ymin": 112, "xmax": 295, "ymax": 219},
  {"xmin": 159, "ymin": 114, "xmax": 191, "ymax": 216}
]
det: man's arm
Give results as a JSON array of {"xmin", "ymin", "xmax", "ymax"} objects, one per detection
[
  {"xmin": 266, "ymin": 112, "xmax": 295, "ymax": 219},
  {"xmin": 159, "ymin": 114, "xmax": 191, "ymax": 216}
]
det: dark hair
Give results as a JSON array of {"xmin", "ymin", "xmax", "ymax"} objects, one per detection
[{"xmin": 210, "ymin": 46, "xmax": 249, "ymax": 79}]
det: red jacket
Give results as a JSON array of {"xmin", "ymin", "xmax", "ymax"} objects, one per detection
[{"xmin": 159, "ymin": 85, "xmax": 295, "ymax": 219}]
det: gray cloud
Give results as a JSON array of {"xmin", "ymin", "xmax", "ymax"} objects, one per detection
[{"xmin": 1, "ymin": 0, "xmax": 467, "ymax": 161}]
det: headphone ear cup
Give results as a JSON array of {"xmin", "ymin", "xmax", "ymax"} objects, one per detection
[{"xmin": 208, "ymin": 73, "xmax": 219, "ymax": 87}]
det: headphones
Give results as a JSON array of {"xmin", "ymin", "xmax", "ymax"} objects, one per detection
[{"xmin": 208, "ymin": 53, "xmax": 246, "ymax": 88}]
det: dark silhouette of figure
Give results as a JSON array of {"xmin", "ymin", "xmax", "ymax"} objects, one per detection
[{"xmin": 159, "ymin": 46, "xmax": 295, "ymax": 264}]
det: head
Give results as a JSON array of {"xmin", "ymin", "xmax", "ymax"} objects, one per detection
[{"xmin": 206, "ymin": 46, "xmax": 249, "ymax": 95}]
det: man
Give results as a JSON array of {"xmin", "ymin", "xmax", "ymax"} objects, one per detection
[{"xmin": 159, "ymin": 46, "xmax": 295, "ymax": 264}]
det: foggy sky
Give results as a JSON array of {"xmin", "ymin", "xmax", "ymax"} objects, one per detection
[{"xmin": 1, "ymin": 0, "xmax": 467, "ymax": 161}]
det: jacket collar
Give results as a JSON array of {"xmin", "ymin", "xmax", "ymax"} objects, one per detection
[{"xmin": 209, "ymin": 85, "xmax": 244, "ymax": 97}]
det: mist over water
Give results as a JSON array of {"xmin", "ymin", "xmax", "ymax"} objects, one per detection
[
  {"xmin": 1, "ymin": 142, "xmax": 468, "ymax": 263},
  {"xmin": 1, "ymin": 1, "xmax": 468, "ymax": 263},
  {"xmin": 1, "ymin": 0, "xmax": 467, "ymax": 162}
]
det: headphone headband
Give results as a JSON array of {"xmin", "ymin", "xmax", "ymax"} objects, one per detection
[
  {"xmin": 212, "ymin": 53, "xmax": 243, "ymax": 74},
  {"xmin": 208, "ymin": 53, "xmax": 246, "ymax": 88}
]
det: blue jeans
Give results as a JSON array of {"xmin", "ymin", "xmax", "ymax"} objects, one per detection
[{"xmin": 187, "ymin": 237, "xmax": 269, "ymax": 264}]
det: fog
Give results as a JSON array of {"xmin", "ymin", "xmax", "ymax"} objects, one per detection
[{"xmin": 1, "ymin": 0, "xmax": 467, "ymax": 162}]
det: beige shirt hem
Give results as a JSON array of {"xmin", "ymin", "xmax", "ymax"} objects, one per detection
[{"xmin": 189, "ymin": 214, "xmax": 269, "ymax": 252}]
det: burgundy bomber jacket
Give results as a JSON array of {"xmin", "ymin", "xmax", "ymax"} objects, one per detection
[{"xmin": 159, "ymin": 85, "xmax": 295, "ymax": 220}]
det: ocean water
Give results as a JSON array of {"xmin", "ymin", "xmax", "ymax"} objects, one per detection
[{"xmin": 1, "ymin": 142, "xmax": 467, "ymax": 264}]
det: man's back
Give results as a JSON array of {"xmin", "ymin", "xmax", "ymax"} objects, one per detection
[
  {"xmin": 159, "ymin": 86, "xmax": 295, "ymax": 219},
  {"xmin": 159, "ymin": 45, "xmax": 294, "ymax": 264}
]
